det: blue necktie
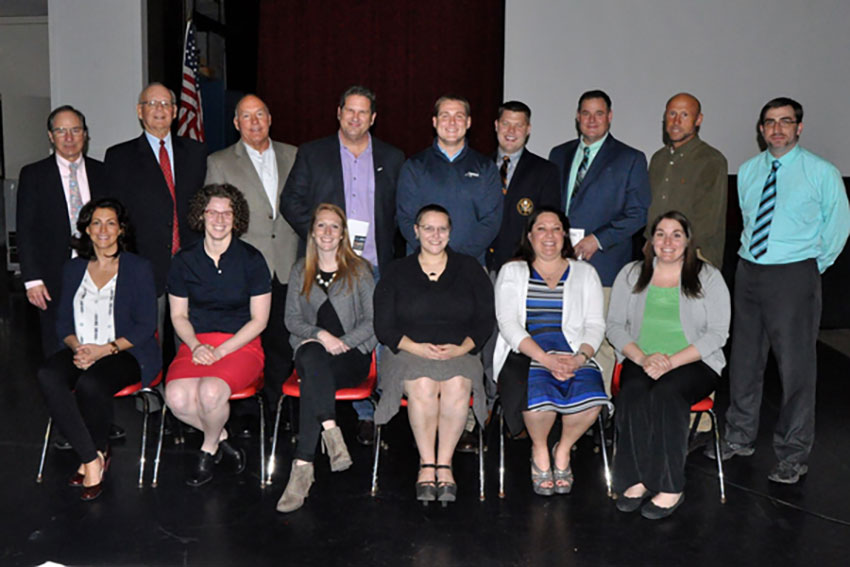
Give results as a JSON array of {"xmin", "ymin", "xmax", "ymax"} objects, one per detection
[
  {"xmin": 571, "ymin": 147, "xmax": 591, "ymax": 204},
  {"xmin": 749, "ymin": 159, "xmax": 781, "ymax": 259}
]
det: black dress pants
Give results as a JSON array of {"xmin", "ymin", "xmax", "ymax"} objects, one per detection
[
  {"xmin": 613, "ymin": 359, "xmax": 716, "ymax": 494},
  {"xmin": 37, "ymin": 349, "xmax": 140, "ymax": 463}
]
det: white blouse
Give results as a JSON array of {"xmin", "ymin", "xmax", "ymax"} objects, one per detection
[{"xmin": 73, "ymin": 271, "xmax": 117, "ymax": 345}]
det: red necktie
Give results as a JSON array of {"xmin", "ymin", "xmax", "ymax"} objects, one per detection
[{"xmin": 159, "ymin": 140, "xmax": 180, "ymax": 254}]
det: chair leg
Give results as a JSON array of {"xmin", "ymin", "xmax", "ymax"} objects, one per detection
[
  {"xmin": 152, "ymin": 399, "xmax": 166, "ymax": 487},
  {"xmin": 138, "ymin": 393, "xmax": 150, "ymax": 488},
  {"xmin": 597, "ymin": 412, "xmax": 612, "ymax": 498},
  {"xmin": 267, "ymin": 395, "xmax": 285, "ymax": 486},
  {"xmin": 370, "ymin": 424, "xmax": 382, "ymax": 497},
  {"xmin": 36, "ymin": 418, "xmax": 53, "ymax": 483},
  {"xmin": 257, "ymin": 394, "xmax": 266, "ymax": 489},
  {"xmin": 498, "ymin": 409, "xmax": 505, "ymax": 499},
  {"xmin": 708, "ymin": 408, "xmax": 726, "ymax": 503},
  {"xmin": 478, "ymin": 420, "xmax": 485, "ymax": 501}
]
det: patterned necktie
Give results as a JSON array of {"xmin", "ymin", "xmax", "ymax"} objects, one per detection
[
  {"xmin": 67, "ymin": 161, "xmax": 83, "ymax": 234},
  {"xmin": 749, "ymin": 159, "xmax": 781, "ymax": 259},
  {"xmin": 571, "ymin": 146, "xmax": 591, "ymax": 202},
  {"xmin": 500, "ymin": 155, "xmax": 510, "ymax": 195},
  {"xmin": 159, "ymin": 140, "xmax": 180, "ymax": 254}
]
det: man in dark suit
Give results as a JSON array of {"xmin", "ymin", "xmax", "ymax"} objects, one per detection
[
  {"xmin": 549, "ymin": 90, "xmax": 650, "ymax": 392},
  {"xmin": 104, "ymin": 82, "xmax": 207, "ymax": 336},
  {"xmin": 281, "ymin": 85, "xmax": 405, "ymax": 444},
  {"xmin": 17, "ymin": 105, "xmax": 108, "ymax": 356},
  {"xmin": 489, "ymin": 100, "xmax": 561, "ymax": 272},
  {"xmin": 206, "ymin": 94, "xmax": 299, "ymax": 409}
]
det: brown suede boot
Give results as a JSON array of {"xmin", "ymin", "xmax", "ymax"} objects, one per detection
[
  {"xmin": 321, "ymin": 426, "xmax": 353, "ymax": 472},
  {"xmin": 276, "ymin": 461, "xmax": 314, "ymax": 513}
]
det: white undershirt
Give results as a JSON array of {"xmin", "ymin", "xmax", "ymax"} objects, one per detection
[
  {"xmin": 244, "ymin": 142, "xmax": 279, "ymax": 218},
  {"xmin": 73, "ymin": 271, "xmax": 117, "ymax": 345}
]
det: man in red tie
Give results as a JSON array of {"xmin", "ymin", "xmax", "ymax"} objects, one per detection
[{"xmin": 105, "ymin": 83, "xmax": 207, "ymax": 336}]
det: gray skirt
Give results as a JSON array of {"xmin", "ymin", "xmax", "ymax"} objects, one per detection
[{"xmin": 374, "ymin": 346, "xmax": 487, "ymax": 426}]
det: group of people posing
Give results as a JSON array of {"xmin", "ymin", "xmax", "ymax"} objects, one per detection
[{"xmin": 20, "ymin": 83, "xmax": 849, "ymax": 520}]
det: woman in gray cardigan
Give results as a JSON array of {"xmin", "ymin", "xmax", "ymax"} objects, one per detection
[
  {"xmin": 606, "ymin": 211, "xmax": 730, "ymax": 519},
  {"xmin": 277, "ymin": 204, "xmax": 377, "ymax": 513}
]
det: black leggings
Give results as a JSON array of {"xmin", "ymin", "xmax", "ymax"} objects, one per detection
[
  {"xmin": 37, "ymin": 349, "xmax": 140, "ymax": 463},
  {"xmin": 293, "ymin": 342, "xmax": 370, "ymax": 462},
  {"xmin": 613, "ymin": 359, "xmax": 716, "ymax": 494}
]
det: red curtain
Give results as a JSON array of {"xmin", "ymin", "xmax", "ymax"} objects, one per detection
[{"xmin": 257, "ymin": 0, "xmax": 505, "ymax": 157}]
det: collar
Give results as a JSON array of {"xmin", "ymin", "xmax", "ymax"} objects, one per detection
[
  {"xmin": 497, "ymin": 147, "xmax": 524, "ymax": 163},
  {"xmin": 579, "ymin": 132, "xmax": 608, "ymax": 153},
  {"xmin": 667, "ymin": 135, "xmax": 702, "ymax": 157},
  {"xmin": 243, "ymin": 140, "xmax": 274, "ymax": 159},
  {"xmin": 144, "ymin": 130, "xmax": 171, "ymax": 147},
  {"xmin": 766, "ymin": 143, "xmax": 801, "ymax": 167},
  {"xmin": 434, "ymin": 138, "xmax": 467, "ymax": 162},
  {"xmin": 55, "ymin": 153, "xmax": 83, "ymax": 170}
]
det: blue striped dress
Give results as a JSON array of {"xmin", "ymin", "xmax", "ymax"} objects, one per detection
[{"xmin": 526, "ymin": 267, "xmax": 611, "ymax": 414}]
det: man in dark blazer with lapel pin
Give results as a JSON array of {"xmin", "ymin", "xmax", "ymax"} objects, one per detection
[
  {"xmin": 104, "ymin": 82, "xmax": 207, "ymax": 336},
  {"xmin": 281, "ymin": 85, "xmax": 405, "ymax": 444},
  {"xmin": 205, "ymin": 94, "xmax": 299, "ymax": 409},
  {"xmin": 17, "ymin": 105, "xmax": 109, "ymax": 356},
  {"xmin": 548, "ymin": 89, "xmax": 650, "ymax": 393},
  {"xmin": 488, "ymin": 100, "xmax": 561, "ymax": 272}
]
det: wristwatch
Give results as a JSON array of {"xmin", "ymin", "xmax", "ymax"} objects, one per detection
[{"xmin": 109, "ymin": 341, "xmax": 120, "ymax": 355}]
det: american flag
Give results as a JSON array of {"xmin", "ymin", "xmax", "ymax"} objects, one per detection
[{"xmin": 177, "ymin": 20, "xmax": 205, "ymax": 142}]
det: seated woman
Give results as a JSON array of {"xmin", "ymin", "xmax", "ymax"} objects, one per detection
[
  {"xmin": 374, "ymin": 204, "xmax": 493, "ymax": 505},
  {"xmin": 165, "ymin": 183, "xmax": 271, "ymax": 487},
  {"xmin": 607, "ymin": 211, "xmax": 730, "ymax": 519},
  {"xmin": 493, "ymin": 206, "xmax": 611, "ymax": 496},
  {"xmin": 37, "ymin": 197, "xmax": 160, "ymax": 501},
  {"xmin": 276, "ymin": 204, "xmax": 377, "ymax": 513}
]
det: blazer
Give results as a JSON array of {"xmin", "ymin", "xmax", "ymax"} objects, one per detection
[
  {"xmin": 55, "ymin": 253, "xmax": 162, "ymax": 386},
  {"xmin": 606, "ymin": 260, "xmax": 730, "ymax": 376},
  {"xmin": 280, "ymin": 134, "xmax": 405, "ymax": 271},
  {"xmin": 548, "ymin": 134, "xmax": 651, "ymax": 286},
  {"xmin": 489, "ymin": 149, "xmax": 561, "ymax": 271},
  {"xmin": 205, "ymin": 140, "xmax": 299, "ymax": 282},
  {"xmin": 284, "ymin": 257, "xmax": 377, "ymax": 355},
  {"xmin": 493, "ymin": 259, "xmax": 606, "ymax": 382},
  {"xmin": 104, "ymin": 133, "xmax": 207, "ymax": 295},
  {"xmin": 16, "ymin": 155, "xmax": 108, "ymax": 298}
]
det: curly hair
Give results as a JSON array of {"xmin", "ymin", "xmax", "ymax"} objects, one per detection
[
  {"xmin": 187, "ymin": 183, "xmax": 250, "ymax": 237},
  {"xmin": 74, "ymin": 197, "xmax": 131, "ymax": 260}
]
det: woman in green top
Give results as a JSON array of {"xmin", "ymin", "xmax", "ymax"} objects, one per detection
[{"xmin": 606, "ymin": 211, "xmax": 730, "ymax": 519}]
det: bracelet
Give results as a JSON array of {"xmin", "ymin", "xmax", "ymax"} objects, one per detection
[{"xmin": 575, "ymin": 351, "xmax": 589, "ymax": 362}]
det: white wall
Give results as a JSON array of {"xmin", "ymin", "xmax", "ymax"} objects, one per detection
[
  {"xmin": 48, "ymin": 0, "xmax": 148, "ymax": 160},
  {"xmin": 505, "ymin": 0, "xmax": 850, "ymax": 173}
]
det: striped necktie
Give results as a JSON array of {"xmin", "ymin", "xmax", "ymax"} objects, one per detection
[
  {"xmin": 68, "ymin": 161, "xmax": 83, "ymax": 234},
  {"xmin": 571, "ymin": 146, "xmax": 591, "ymax": 203},
  {"xmin": 749, "ymin": 159, "xmax": 781, "ymax": 259},
  {"xmin": 500, "ymin": 155, "xmax": 510, "ymax": 195}
]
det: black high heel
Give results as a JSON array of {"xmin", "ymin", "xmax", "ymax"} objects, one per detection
[
  {"xmin": 436, "ymin": 464, "xmax": 457, "ymax": 507},
  {"xmin": 416, "ymin": 463, "xmax": 437, "ymax": 504}
]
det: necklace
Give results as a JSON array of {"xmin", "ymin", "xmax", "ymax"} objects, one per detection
[{"xmin": 315, "ymin": 271, "xmax": 336, "ymax": 287}]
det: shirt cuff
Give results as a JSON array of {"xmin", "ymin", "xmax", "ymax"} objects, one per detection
[
  {"xmin": 592, "ymin": 234, "xmax": 603, "ymax": 250},
  {"xmin": 25, "ymin": 279, "xmax": 45, "ymax": 290}
]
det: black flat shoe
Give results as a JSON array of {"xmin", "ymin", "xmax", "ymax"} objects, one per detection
[
  {"xmin": 641, "ymin": 493, "xmax": 685, "ymax": 520},
  {"xmin": 216, "ymin": 440, "xmax": 246, "ymax": 475},
  {"xmin": 186, "ymin": 451, "xmax": 216, "ymax": 487},
  {"xmin": 615, "ymin": 490, "xmax": 651, "ymax": 513},
  {"xmin": 108, "ymin": 423, "xmax": 126, "ymax": 441}
]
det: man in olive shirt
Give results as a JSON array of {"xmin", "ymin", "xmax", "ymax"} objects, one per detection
[{"xmin": 647, "ymin": 93, "xmax": 728, "ymax": 268}]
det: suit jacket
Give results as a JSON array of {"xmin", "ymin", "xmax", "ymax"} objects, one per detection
[
  {"xmin": 205, "ymin": 140, "xmax": 299, "ymax": 282},
  {"xmin": 104, "ymin": 134, "xmax": 207, "ymax": 295},
  {"xmin": 489, "ymin": 149, "xmax": 561, "ymax": 271},
  {"xmin": 56, "ymin": 253, "xmax": 162, "ymax": 386},
  {"xmin": 280, "ymin": 134, "xmax": 405, "ymax": 272},
  {"xmin": 16, "ymin": 154, "xmax": 108, "ymax": 305},
  {"xmin": 549, "ymin": 134, "xmax": 650, "ymax": 286}
]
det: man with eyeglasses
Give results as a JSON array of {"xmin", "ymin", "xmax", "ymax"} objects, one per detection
[
  {"xmin": 17, "ymin": 105, "xmax": 109, "ymax": 356},
  {"xmin": 104, "ymin": 82, "xmax": 207, "ymax": 338},
  {"xmin": 707, "ymin": 97, "xmax": 850, "ymax": 484}
]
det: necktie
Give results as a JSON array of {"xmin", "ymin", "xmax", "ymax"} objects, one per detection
[
  {"xmin": 749, "ymin": 159, "xmax": 781, "ymax": 259},
  {"xmin": 159, "ymin": 140, "xmax": 180, "ymax": 254},
  {"xmin": 499, "ymin": 155, "xmax": 510, "ymax": 195},
  {"xmin": 68, "ymin": 161, "xmax": 83, "ymax": 234},
  {"xmin": 571, "ymin": 147, "xmax": 591, "ymax": 202}
]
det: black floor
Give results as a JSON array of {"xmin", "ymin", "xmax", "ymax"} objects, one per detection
[{"xmin": 2, "ymin": 292, "xmax": 850, "ymax": 567}]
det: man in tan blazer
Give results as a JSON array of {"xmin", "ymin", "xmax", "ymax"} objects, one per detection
[{"xmin": 205, "ymin": 94, "xmax": 298, "ymax": 411}]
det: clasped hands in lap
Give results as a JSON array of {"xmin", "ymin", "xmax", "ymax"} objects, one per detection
[
  {"xmin": 541, "ymin": 352, "xmax": 584, "ymax": 381},
  {"xmin": 638, "ymin": 352, "xmax": 674, "ymax": 379},
  {"xmin": 72, "ymin": 344, "xmax": 113, "ymax": 370}
]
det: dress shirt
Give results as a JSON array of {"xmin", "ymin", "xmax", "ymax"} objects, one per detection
[
  {"xmin": 496, "ymin": 147, "xmax": 524, "ymax": 188},
  {"xmin": 339, "ymin": 133, "xmax": 377, "ymax": 266},
  {"xmin": 73, "ymin": 271, "xmax": 117, "ymax": 345},
  {"xmin": 244, "ymin": 141, "xmax": 279, "ymax": 218},
  {"xmin": 737, "ymin": 144, "xmax": 850, "ymax": 273},
  {"xmin": 144, "ymin": 130, "xmax": 175, "ymax": 180},
  {"xmin": 438, "ymin": 142, "xmax": 464, "ymax": 162},
  {"xmin": 565, "ymin": 132, "xmax": 608, "ymax": 211}
]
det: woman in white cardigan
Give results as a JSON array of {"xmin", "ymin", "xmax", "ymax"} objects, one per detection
[{"xmin": 494, "ymin": 207, "xmax": 612, "ymax": 496}]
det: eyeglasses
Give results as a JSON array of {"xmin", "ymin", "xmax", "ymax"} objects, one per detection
[
  {"xmin": 51, "ymin": 127, "xmax": 84, "ymax": 137},
  {"xmin": 140, "ymin": 100, "xmax": 174, "ymax": 109},
  {"xmin": 418, "ymin": 225, "xmax": 450, "ymax": 235},
  {"xmin": 762, "ymin": 118, "xmax": 798, "ymax": 128},
  {"xmin": 204, "ymin": 210, "xmax": 234, "ymax": 220}
]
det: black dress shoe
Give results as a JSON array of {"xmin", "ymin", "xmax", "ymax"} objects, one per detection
[
  {"xmin": 80, "ymin": 481, "xmax": 103, "ymax": 501},
  {"xmin": 641, "ymin": 493, "xmax": 685, "ymax": 520},
  {"xmin": 216, "ymin": 440, "xmax": 246, "ymax": 474},
  {"xmin": 615, "ymin": 491, "xmax": 651, "ymax": 513},
  {"xmin": 53, "ymin": 434, "xmax": 73, "ymax": 451},
  {"xmin": 108, "ymin": 423, "xmax": 126, "ymax": 441},
  {"xmin": 186, "ymin": 451, "xmax": 216, "ymax": 487},
  {"xmin": 356, "ymin": 420, "xmax": 375, "ymax": 446}
]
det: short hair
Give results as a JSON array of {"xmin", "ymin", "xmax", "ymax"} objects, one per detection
[
  {"xmin": 666, "ymin": 92, "xmax": 702, "ymax": 115},
  {"xmin": 515, "ymin": 206, "xmax": 575, "ymax": 264},
  {"xmin": 633, "ymin": 210, "xmax": 704, "ymax": 298},
  {"xmin": 433, "ymin": 94, "xmax": 471, "ymax": 117},
  {"xmin": 497, "ymin": 100, "xmax": 531, "ymax": 121},
  {"xmin": 301, "ymin": 203, "xmax": 369, "ymax": 300},
  {"xmin": 233, "ymin": 94, "xmax": 270, "ymax": 118},
  {"xmin": 759, "ymin": 97, "xmax": 803, "ymax": 125},
  {"xmin": 138, "ymin": 82, "xmax": 177, "ymax": 105},
  {"xmin": 187, "ymin": 184, "xmax": 250, "ymax": 237},
  {"xmin": 577, "ymin": 90, "xmax": 612, "ymax": 112},
  {"xmin": 415, "ymin": 203, "xmax": 452, "ymax": 228},
  {"xmin": 47, "ymin": 105, "xmax": 88, "ymax": 134},
  {"xmin": 339, "ymin": 85, "xmax": 376, "ymax": 113},
  {"xmin": 74, "ymin": 197, "xmax": 131, "ymax": 260}
]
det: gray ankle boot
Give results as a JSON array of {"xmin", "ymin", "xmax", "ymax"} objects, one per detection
[
  {"xmin": 322, "ymin": 426, "xmax": 353, "ymax": 472},
  {"xmin": 276, "ymin": 461, "xmax": 314, "ymax": 513}
]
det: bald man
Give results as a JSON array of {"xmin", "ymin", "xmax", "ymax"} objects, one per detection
[{"xmin": 646, "ymin": 93, "xmax": 728, "ymax": 268}]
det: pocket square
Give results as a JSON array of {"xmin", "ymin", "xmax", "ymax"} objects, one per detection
[{"xmin": 464, "ymin": 171, "xmax": 480, "ymax": 178}]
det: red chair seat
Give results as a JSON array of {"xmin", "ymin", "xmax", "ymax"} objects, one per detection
[
  {"xmin": 281, "ymin": 353, "xmax": 377, "ymax": 400},
  {"xmin": 114, "ymin": 371, "xmax": 163, "ymax": 398},
  {"xmin": 230, "ymin": 375, "xmax": 265, "ymax": 400},
  {"xmin": 611, "ymin": 363, "xmax": 713, "ymax": 410}
]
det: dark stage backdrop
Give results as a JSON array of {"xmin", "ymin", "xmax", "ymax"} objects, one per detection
[{"xmin": 257, "ymin": 0, "xmax": 504, "ymax": 157}]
